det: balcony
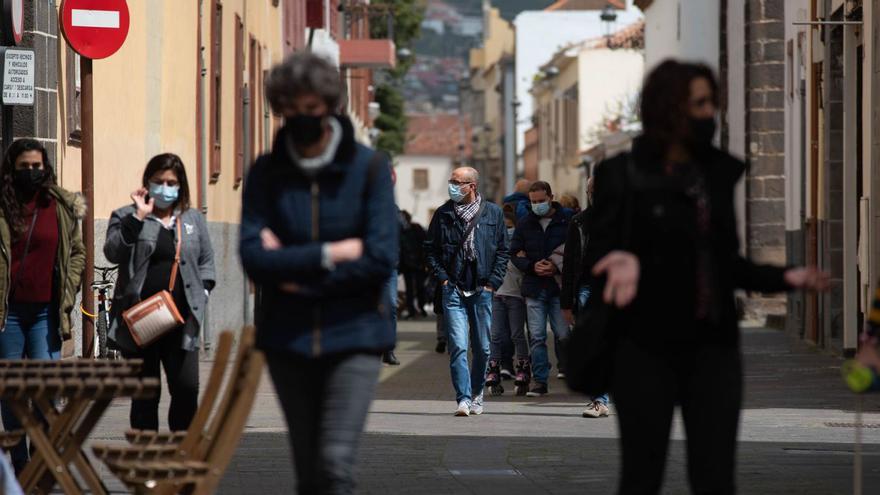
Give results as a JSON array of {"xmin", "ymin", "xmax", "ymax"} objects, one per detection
[{"xmin": 339, "ymin": 39, "xmax": 397, "ymax": 69}]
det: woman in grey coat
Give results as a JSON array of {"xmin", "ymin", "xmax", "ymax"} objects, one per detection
[{"xmin": 104, "ymin": 153, "xmax": 215, "ymax": 431}]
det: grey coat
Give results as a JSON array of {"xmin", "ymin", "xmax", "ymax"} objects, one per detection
[{"xmin": 104, "ymin": 205, "xmax": 216, "ymax": 352}]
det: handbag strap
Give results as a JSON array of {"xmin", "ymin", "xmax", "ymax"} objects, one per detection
[{"xmin": 168, "ymin": 220, "xmax": 182, "ymax": 292}]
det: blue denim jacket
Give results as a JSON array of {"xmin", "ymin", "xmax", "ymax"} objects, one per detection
[{"xmin": 424, "ymin": 200, "xmax": 509, "ymax": 291}]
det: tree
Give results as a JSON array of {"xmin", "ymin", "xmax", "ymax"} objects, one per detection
[{"xmin": 369, "ymin": 0, "xmax": 425, "ymax": 156}]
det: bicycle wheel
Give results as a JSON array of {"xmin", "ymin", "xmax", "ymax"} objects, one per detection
[{"xmin": 97, "ymin": 308, "xmax": 109, "ymax": 359}]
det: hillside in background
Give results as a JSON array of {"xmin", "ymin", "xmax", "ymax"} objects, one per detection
[{"xmin": 405, "ymin": 0, "xmax": 556, "ymax": 114}]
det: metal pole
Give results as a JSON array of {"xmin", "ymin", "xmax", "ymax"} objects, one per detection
[
  {"xmin": 2, "ymin": 104, "xmax": 11, "ymax": 157},
  {"xmin": 81, "ymin": 57, "xmax": 94, "ymax": 358}
]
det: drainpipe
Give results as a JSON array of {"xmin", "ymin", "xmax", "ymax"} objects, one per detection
[{"xmin": 197, "ymin": 0, "xmax": 211, "ymax": 348}]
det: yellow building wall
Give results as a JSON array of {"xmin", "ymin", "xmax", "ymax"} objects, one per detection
[{"xmin": 55, "ymin": 0, "xmax": 283, "ymax": 225}]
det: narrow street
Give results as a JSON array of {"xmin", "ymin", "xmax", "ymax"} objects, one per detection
[{"xmin": 88, "ymin": 318, "xmax": 880, "ymax": 494}]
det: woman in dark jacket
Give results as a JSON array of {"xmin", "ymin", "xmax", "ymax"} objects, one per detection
[
  {"xmin": 0, "ymin": 139, "xmax": 85, "ymax": 472},
  {"xmin": 104, "ymin": 153, "xmax": 216, "ymax": 432},
  {"xmin": 239, "ymin": 52, "xmax": 397, "ymax": 495},
  {"xmin": 584, "ymin": 60, "xmax": 827, "ymax": 494}
]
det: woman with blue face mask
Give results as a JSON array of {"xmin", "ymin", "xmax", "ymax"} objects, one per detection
[{"xmin": 103, "ymin": 153, "xmax": 216, "ymax": 432}]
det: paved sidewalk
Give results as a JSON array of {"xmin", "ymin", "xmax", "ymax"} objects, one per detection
[{"xmin": 82, "ymin": 319, "xmax": 880, "ymax": 493}]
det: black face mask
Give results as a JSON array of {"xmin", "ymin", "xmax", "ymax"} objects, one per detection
[
  {"xmin": 689, "ymin": 117, "xmax": 717, "ymax": 148},
  {"xmin": 285, "ymin": 114, "xmax": 326, "ymax": 147},
  {"xmin": 13, "ymin": 168, "xmax": 46, "ymax": 197}
]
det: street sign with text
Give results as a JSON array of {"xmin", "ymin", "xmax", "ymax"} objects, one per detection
[
  {"xmin": 60, "ymin": 0, "xmax": 130, "ymax": 60},
  {"xmin": 0, "ymin": 47, "xmax": 34, "ymax": 106}
]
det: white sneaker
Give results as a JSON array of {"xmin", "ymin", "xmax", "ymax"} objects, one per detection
[
  {"xmin": 582, "ymin": 401, "xmax": 610, "ymax": 418},
  {"xmin": 455, "ymin": 400, "xmax": 471, "ymax": 417},
  {"xmin": 556, "ymin": 371, "xmax": 566, "ymax": 379},
  {"xmin": 470, "ymin": 394, "xmax": 484, "ymax": 415}
]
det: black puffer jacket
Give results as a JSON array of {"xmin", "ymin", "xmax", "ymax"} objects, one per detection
[
  {"xmin": 510, "ymin": 203, "xmax": 571, "ymax": 299},
  {"xmin": 560, "ymin": 207, "xmax": 592, "ymax": 311}
]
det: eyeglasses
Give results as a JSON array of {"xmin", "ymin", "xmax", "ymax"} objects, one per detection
[{"xmin": 448, "ymin": 180, "xmax": 474, "ymax": 186}]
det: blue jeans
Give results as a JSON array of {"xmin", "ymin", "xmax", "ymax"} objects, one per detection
[
  {"xmin": 576, "ymin": 286, "xmax": 608, "ymax": 405},
  {"xmin": 0, "ymin": 303, "xmax": 61, "ymax": 467},
  {"xmin": 490, "ymin": 296, "xmax": 528, "ymax": 361},
  {"xmin": 443, "ymin": 285, "xmax": 492, "ymax": 403},
  {"xmin": 387, "ymin": 270, "xmax": 398, "ymax": 336},
  {"xmin": 526, "ymin": 290, "xmax": 569, "ymax": 385}
]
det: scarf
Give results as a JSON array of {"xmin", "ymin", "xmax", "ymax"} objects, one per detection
[{"xmin": 454, "ymin": 194, "xmax": 481, "ymax": 261}]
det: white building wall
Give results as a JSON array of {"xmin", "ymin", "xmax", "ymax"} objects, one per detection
[
  {"xmin": 578, "ymin": 49, "xmax": 645, "ymax": 150},
  {"xmin": 784, "ymin": 1, "xmax": 811, "ymax": 231},
  {"xmin": 643, "ymin": 0, "xmax": 720, "ymax": 73},
  {"xmin": 514, "ymin": 7, "xmax": 643, "ymax": 155},
  {"xmin": 395, "ymin": 155, "xmax": 454, "ymax": 227}
]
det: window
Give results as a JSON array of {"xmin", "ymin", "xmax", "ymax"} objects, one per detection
[
  {"xmin": 413, "ymin": 169, "xmax": 429, "ymax": 190},
  {"xmin": 234, "ymin": 14, "xmax": 244, "ymax": 188},
  {"xmin": 210, "ymin": 0, "xmax": 223, "ymax": 183},
  {"xmin": 65, "ymin": 46, "xmax": 81, "ymax": 144}
]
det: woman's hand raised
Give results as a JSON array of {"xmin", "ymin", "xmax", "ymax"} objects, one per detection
[
  {"xmin": 131, "ymin": 188, "xmax": 154, "ymax": 221},
  {"xmin": 592, "ymin": 251, "xmax": 640, "ymax": 308}
]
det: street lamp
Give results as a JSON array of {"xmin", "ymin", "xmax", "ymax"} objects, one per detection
[{"xmin": 600, "ymin": 4, "xmax": 618, "ymax": 46}]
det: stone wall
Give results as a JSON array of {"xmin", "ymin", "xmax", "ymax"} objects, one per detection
[
  {"xmin": 744, "ymin": 0, "xmax": 787, "ymax": 318},
  {"xmin": 2, "ymin": 1, "xmax": 59, "ymax": 162}
]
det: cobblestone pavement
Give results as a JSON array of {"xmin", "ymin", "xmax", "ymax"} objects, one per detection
[{"xmin": 81, "ymin": 320, "xmax": 880, "ymax": 494}]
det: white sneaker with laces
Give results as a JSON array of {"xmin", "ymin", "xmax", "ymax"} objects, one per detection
[
  {"xmin": 470, "ymin": 394, "xmax": 484, "ymax": 415},
  {"xmin": 455, "ymin": 400, "xmax": 471, "ymax": 417},
  {"xmin": 582, "ymin": 401, "xmax": 604, "ymax": 418},
  {"xmin": 597, "ymin": 402, "xmax": 610, "ymax": 417}
]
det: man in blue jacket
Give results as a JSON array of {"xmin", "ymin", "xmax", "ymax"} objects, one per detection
[
  {"xmin": 510, "ymin": 181, "xmax": 571, "ymax": 397},
  {"xmin": 425, "ymin": 167, "xmax": 509, "ymax": 417}
]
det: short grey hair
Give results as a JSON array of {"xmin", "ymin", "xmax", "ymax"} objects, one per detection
[{"xmin": 265, "ymin": 52, "xmax": 342, "ymax": 113}]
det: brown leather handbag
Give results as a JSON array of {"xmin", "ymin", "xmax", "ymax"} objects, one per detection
[{"xmin": 123, "ymin": 221, "xmax": 185, "ymax": 347}]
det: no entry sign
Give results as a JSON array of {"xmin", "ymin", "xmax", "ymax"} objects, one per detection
[
  {"xmin": 2, "ymin": 0, "xmax": 24, "ymax": 45},
  {"xmin": 60, "ymin": 0, "xmax": 130, "ymax": 60}
]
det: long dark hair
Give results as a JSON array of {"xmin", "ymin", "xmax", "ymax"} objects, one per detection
[
  {"xmin": 0, "ymin": 138, "xmax": 57, "ymax": 235},
  {"xmin": 639, "ymin": 59, "xmax": 719, "ymax": 156},
  {"xmin": 142, "ymin": 153, "xmax": 191, "ymax": 211}
]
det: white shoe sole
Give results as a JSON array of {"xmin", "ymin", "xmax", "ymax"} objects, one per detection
[
  {"xmin": 455, "ymin": 410, "xmax": 470, "ymax": 417},
  {"xmin": 470, "ymin": 408, "xmax": 483, "ymax": 416},
  {"xmin": 525, "ymin": 392, "xmax": 546, "ymax": 397}
]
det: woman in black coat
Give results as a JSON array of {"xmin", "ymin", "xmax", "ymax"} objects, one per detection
[{"xmin": 584, "ymin": 60, "xmax": 828, "ymax": 494}]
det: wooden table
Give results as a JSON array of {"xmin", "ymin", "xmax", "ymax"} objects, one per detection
[{"xmin": 0, "ymin": 359, "xmax": 158, "ymax": 494}]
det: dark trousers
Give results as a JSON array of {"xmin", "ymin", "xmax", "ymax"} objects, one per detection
[
  {"xmin": 612, "ymin": 337, "xmax": 742, "ymax": 495},
  {"xmin": 402, "ymin": 269, "xmax": 427, "ymax": 315},
  {"xmin": 267, "ymin": 351, "xmax": 381, "ymax": 495},
  {"xmin": 123, "ymin": 331, "xmax": 199, "ymax": 431}
]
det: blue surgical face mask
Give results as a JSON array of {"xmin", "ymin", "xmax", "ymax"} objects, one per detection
[
  {"xmin": 532, "ymin": 201, "xmax": 551, "ymax": 217},
  {"xmin": 448, "ymin": 183, "xmax": 466, "ymax": 203},
  {"xmin": 149, "ymin": 182, "xmax": 180, "ymax": 209}
]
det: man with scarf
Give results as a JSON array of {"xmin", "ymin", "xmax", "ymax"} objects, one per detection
[{"xmin": 425, "ymin": 167, "xmax": 509, "ymax": 416}]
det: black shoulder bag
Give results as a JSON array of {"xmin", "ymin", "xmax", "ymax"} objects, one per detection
[
  {"xmin": 565, "ymin": 154, "xmax": 638, "ymax": 397},
  {"xmin": 432, "ymin": 201, "xmax": 486, "ymax": 315}
]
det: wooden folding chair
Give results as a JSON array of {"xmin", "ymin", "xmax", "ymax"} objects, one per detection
[
  {"xmin": 92, "ymin": 331, "xmax": 234, "ymax": 461},
  {"xmin": 95, "ymin": 327, "xmax": 264, "ymax": 494}
]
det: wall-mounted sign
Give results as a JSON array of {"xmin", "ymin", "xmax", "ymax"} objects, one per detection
[
  {"xmin": 1, "ymin": 0, "xmax": 24, "ymax": 46},
  {"xmin": 0, "ymin": 47, "xmax": 34, "ymax": 106},
  {"xmin": 60, "ymin": 0, "xmax": 130, "ymax": 59}
]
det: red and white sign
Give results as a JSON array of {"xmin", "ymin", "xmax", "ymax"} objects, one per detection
[
  {"xmin": 60, "ymin": 0, "xmax": 130, "ymax": 60},
  {"xmin": 2, "ymin": 0, "xmax": 24, "ymax": 45}
]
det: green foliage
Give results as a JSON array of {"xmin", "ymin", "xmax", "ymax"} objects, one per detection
[
  {"xmin": 374, "ymin": 83, "xmax": 408, "ymax": 156},
  {"xmin": 368, "ymin": 1, "xmax": 424, "ymax": 156}
]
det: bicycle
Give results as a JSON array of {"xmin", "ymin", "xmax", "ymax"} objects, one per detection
[{"xmin": 82, "ymin": 265, "xmax": 119, "ymax": 359}]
